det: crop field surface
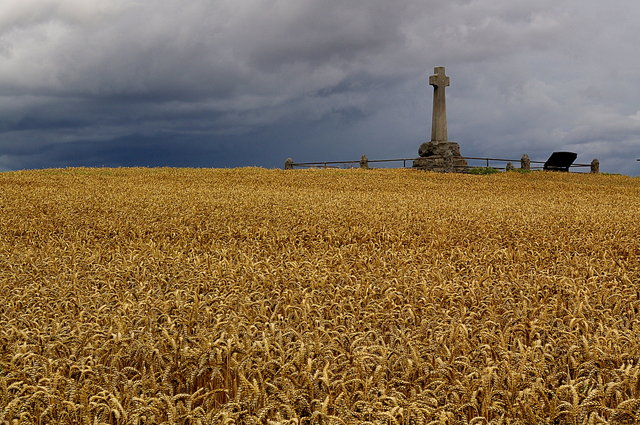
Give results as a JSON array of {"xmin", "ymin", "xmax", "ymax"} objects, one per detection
[{"xmin": 0, "ymin": 167, "xmax": 639, "ymax": 425}]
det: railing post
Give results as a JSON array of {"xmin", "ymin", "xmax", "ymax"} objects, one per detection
[
  {"xmin": 521, "ymin": 154, "xmax": 531, "ymax": 171},
  {"xmin": 284, "ymin": 158, "xmax": 294, "ymax": 170},
  {"xmin": 506, "ymin": 162, "xmax": 515, "ymax": 171},
  {"xmin": 360, "ymin": 155, "xmax": 369, "ymax": 169},
  {"xmin": 591, "ymin": 159, "xmax": 600, "ymax": 174}
]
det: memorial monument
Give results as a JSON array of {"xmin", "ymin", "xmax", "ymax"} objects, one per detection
[{"xmin": 413, "ymin": 67, "xmax": 467, "ymax": 172}]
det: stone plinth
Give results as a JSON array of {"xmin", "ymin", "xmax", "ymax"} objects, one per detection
[
  {"xmin": 413, "ymin": 141, "xmax": 467, "ymax": 172},
  {"xmin": 284, "ymin": 158, "xmax": 294, "ymax": 170}
]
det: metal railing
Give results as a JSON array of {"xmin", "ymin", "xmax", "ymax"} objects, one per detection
[
  {"xmin": 291, "ymin": 157, "xmax": 418, "ymax": 169},
  {"xmin": 285, "ymin": 155, "xmax": 596, "ymax": 172}
]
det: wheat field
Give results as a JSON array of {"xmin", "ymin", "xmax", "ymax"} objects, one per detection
[{"xmin": 0, "ymin": 167, "xmax": 639, "ymax": 425}]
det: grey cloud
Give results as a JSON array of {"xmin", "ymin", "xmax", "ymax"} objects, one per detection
[{"xmin": 0, "ymin": 0, "xmax": 639, "ymax": 174}]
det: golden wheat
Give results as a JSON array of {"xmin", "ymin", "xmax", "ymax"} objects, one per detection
[{"xmin": 0, "ymin": 167, "xmax": 639, "ymax": 424}]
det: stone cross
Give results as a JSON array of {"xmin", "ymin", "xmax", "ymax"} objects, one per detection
[
  {"xmin": 429, "ymin": 66, "xmax": 450, "ymax": 142},
  {"xmin": 413, "ymin": 66, "xmax": 467, "ymax": 172}
]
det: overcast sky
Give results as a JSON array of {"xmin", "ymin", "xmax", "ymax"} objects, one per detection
[{"xmin": 1, "ymin": 0, "xmax": 639, "ymax": 174}]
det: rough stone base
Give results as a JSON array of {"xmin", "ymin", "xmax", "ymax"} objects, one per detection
[
  {"xmin": 412, "ymin": 156, "xmax": 468, "ymax": 172},
  {"xmin": 413, "ymin": 141, "xmax": 468, "ymax": 172},
  {"xmin": 418, "ymin": 141, "xmax": 462, "ymax": 157}
]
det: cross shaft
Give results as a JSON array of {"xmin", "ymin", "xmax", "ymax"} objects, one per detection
[{"xmin": 429, "ymin": 66, "xmax": 449, "ymax": 142}]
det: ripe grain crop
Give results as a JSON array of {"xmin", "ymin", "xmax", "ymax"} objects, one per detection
[{"xmin": 0, "ymin": 167, "xmax": 639, "ymax": 424}]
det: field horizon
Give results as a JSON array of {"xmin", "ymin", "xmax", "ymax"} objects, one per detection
[{"xmin": 1, "ymin": 167, "xmax": 639, "ymax": 424}]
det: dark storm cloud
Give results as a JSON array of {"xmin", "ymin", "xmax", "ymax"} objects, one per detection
[{"xmin": 0, "ymin": 0, "xmax": 639, "ymax": 174}]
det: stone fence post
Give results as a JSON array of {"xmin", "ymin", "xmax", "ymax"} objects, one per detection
[
  {"xmin": 360, "ymin": 155, "xmax": 369, "ymax": 169},
  {"xmin": 506, "ymin": 162, "xmax": 515, "ymax": 171},
  {"xmin": 590, "ymin": 159, "xmax": 599, "ymax": 174},
  {"xmin": 284, "ymin": 158, "xmax": 294, "ymax": 170},
  {"xmin": 520, "ymin": 154, "xmax": 530, "ymax": 171}
]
